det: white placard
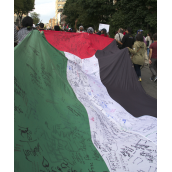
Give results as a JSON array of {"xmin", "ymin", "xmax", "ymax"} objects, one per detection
[{"xmin": 98, "ymin": 23, "xmax": 110, "ymax": 33}]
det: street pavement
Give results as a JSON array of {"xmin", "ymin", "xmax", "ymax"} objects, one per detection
[{"xmin": 140, "ymin": 63, "xmax": 157, "ymax": 99}]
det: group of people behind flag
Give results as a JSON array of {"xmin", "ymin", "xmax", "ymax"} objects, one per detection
[
  {"xmin": 14, "ymin": 16, "xmax": 157, "ymax": 83},
  {"xmin": 115, "ymin": 27, "xmax": 157, "ymax": 82},
  {"xmin": 14, "ymin": 16, "xmax": 110, "ymax": 45}
]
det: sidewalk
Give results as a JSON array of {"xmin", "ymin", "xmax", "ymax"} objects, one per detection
[{"xmin": 141, "ymin": 63, "xmax": 157, "ymax": 99}]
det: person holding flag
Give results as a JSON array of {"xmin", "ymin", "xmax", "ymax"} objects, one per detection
[{"xmin": 75, "ymin": 19, "xmax": 85, "ymax": 33}]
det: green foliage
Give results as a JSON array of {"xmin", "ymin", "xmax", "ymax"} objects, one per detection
[
  {"xmin": 109, "ymin": 0, "xmax": 157, "ymax": 37},
  {"xmin": 14, "ymin": 0, "xmax": 35, "ymax": 15},
  {"xmin": 63, "ymin": 0, "xmax": 115, "ymax": 30},
  {"xmin": 24, "ymin": 0, "xmax": 35, "ymax": 14},
  {"xmin": 109, "ymin": 11, "xmax": 125, "ymax": 38},
  {"xmin": 14, "ymin": 0, "xmax": 24, "ymax": 13},
  {"xmin": 63, "ymin": 0, "xmax": 157, "ymax": 37},
  {"xmin": 30, "ymin": 12, "xmax": 40, "ymax": 24},
  {"xmin": 145, "ymin": 12, "xmax": 157, "ymax": 31},
  {"xmin": 62, "ymin": 0, "xmax": 79, "ymax": 28}
]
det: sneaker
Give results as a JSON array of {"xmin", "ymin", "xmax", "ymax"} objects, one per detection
[
  {"xmin": 138, "ymin": 77, "xmax": 142, "ymax": 82},
  {"xmin": 154, "ymin": 76, "xmax": 157, "ymax": 82}
]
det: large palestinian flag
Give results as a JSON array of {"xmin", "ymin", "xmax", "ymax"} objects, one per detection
[{"xmin": 14, "ymin": 30, "xmax": 157, "ymax": 172}]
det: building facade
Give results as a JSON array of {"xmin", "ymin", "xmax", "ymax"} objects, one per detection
[
  {"xmin": 48, "ymin": 18, "xmax": 56, "ymax": 29},
  {"xmin": 55, "ymin": 0, "xmax": 66, "ymax": 25}
]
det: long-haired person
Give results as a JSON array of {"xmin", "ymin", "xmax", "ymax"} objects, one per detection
[{"xmin": 127, "ymin": 34, "xmax": 146, "ymax": 82}]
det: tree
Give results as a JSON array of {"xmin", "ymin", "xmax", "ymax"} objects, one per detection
[
  {"xmin": 62, "ymin": 0, "xmax": 79, "ymax": 29},
  {"xmin": 63, "ymin": 0, "xmax": 157, "ymax": 37},
  {"xmin": 63, "ymin": 0, "xmax": 115, "ymax": 30},
  {"xmin": 24, "ymin": 0, "xmax": 35, "ymax": 15},
  {"xmin": 30, "ymin": 12, "xmax": 40, "ymax": 24},
  {"xmin": 14, "ymin": 0, "xmax": 24, "ymax": 12},
  {"xmin": 109, "ymin": 0, "xmax": 157, "ymax": 37},
  {"xmin": 14, "ymin": 0, "xmax": 35, "ymax": 15},
  {"xmin": 109, "ymin": 11, "xmax": 125, "ymax": 37},
  {"xmin": 14, "ymin": 0, "xmax": 35, "ymax": 26}
]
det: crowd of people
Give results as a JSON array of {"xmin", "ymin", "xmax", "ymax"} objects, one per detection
[
  {"xmin": 115, "ymin": 28, "xmax": 157, "ymax": 82},
  {"xmin": 14, "ymin": 16, "xmax": 157, "ymax": 83}
]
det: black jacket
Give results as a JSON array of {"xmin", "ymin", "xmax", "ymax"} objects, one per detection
[{"xmin": 121, "ymin": 33, "xmax": 134, "ymax": 49}]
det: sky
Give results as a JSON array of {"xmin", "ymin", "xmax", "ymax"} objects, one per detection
[{"xmin": 29, "ymin": 0, "xmax": 56, "ymax": 24}]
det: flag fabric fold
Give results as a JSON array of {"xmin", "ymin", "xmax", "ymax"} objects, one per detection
[
  {"xmin": 95, "ymin": 40, "xmax": 157, "ymax": 117},
  {"xmin": 14, "ymin": 30, "xmax": 157, "ymax": 172}
]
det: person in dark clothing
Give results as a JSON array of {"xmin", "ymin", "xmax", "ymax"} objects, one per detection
[
  {"xmin": 39, "ymin": 23, "xmax": 44, "ymax": 30},
  {"xmin": 135, "ymin": 29, "xmax": 141, "ymax": 40},
  {"xmin": 100, "ymin": 28, "xmax": 109, "ymax": 37},
  {"xmin": 96, "ymin": 30, "xmax": 101, "ymax": 35},
  {"xmin": 116, "ymin": 28, "xmax": 134, "ymax": 49},
  {"xmin": 54, "ymin": 25, "xmax": 60, "ymax": 31},
  {"xmin": 123, "ymin": 29, "xmax": 126, "ymax": 35}
]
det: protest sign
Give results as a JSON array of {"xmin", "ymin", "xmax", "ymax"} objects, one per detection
[{"xmin": 98, "ymin": 23, "xmax": 110, "ymax": 33}]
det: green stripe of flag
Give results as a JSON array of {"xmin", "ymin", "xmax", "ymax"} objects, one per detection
[{"xmin": 14, "ymin": 30, "xmax": 109, "ymax": 172}]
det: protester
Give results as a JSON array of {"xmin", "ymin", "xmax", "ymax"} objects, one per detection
[
  {"xmin": 18, "ymin": 16, "xmax": 35, "ymax": 44},
  {"xmin": 135, "ymin": 30, "xmax": 141, "ymax": 40},
  {"xmin": 149, "ymin": 33, "xmax": 157, "ymax": 82},
  {"xmin": 54, "ymin": 25, "xmax": 60, "ymax": 31},
  {"xmin": 127, "ymin": 34, "xmax": 146, "ymax": 82},
  {"xmin": 75, "ymin": 19, "xmax": 85, "ymax": 33},
  {"xmin": 139, "ymin": 30, "xmax": 148, "ymax": 62},
  {"xmin": 145, "ymin": 33, "xmax": 153, "ymax": 57},
  {"xmin": 87, "ymin": 27, "xmax": 94, "ymax": 34},
  {"xmin": 115, "ymin": 30, "xmax": 118, "ymax": 35},
  {"xmin": 117, "ymin": 28, "xmax": 134, "ymax": 49},
  {"xmin": 100, "ymin": 28, "xmax": 109, "ymax": 37},
  {"xmin": 123, "ymin": 29, "xmax": 126, "ymax": 35},
  {"xmin": 140, "ymin": 30, "xmax": 147, "ymax": 45},
  {"xmin": 78, "ymin": 26, "xmax": 84, "ymax": 32},
  {"xmin": 39, "ymin": 23, "xmax": 44, "ymax": 31},
  {"xmin": 14, "ymin": 24, "xmax": 18, "ymax": 47},
  {"xmin": 114, "ymin": 28, "xmax": 124, "ymax": 49},
  {"xmin": 96, "ymin": 30, "xmax": 101, "ymax": 35}
]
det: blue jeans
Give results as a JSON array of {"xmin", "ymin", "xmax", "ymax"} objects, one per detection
[
  {"xmin": 147, "ymin": 48, "xmax": 149, "ymax": 57},
  {"xmin": 134, "ymin": 64, "xmax": 141, "ymax": 78}
]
